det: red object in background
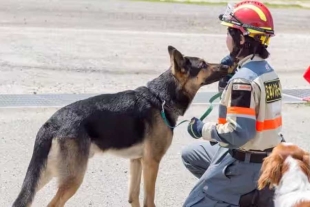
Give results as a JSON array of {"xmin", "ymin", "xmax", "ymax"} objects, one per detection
[
  {"xmin": 303, "ymin": 66, "xmax": 310, "ymax": 102},
  {"xmin": 304, "ymin": 66, "xmax": 310, "ymax": 84}
]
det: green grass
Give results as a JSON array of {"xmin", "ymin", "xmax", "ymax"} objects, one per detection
[
  {"xmin": 134, "ymin": 0, "xmax": 227, "ymax": 6},
  {"xmin": 264, "ymin": 2, "xmax": 306, "ymax": 9},
  {"xmin": 134, "ymin": 0, "xmax": 309, "ymax": 9}
]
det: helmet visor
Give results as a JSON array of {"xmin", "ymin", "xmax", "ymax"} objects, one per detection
[
  {"xmin": 221, "ymin": 3, "xmax": 236, "ymax": 20},
  {"xmin": 219, "ymin": 3, "xmax": 242, "ymax": 25}
]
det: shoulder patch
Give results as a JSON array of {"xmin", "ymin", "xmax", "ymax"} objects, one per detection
[
  {"xmin": 264, "ymin": 78, "xmax": 282, "ymax": 103},
  {"xmin": 231, "ymin": 83, "xmax": 252, "ymax": 108},
  {"xmin": 232, "ymin": 83, "xmax": 252, "ymax": 91}
]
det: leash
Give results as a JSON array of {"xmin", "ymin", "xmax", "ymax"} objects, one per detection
[{"xmin": 161, "ymin": 92, "xmax": 222, "ymax": 129}]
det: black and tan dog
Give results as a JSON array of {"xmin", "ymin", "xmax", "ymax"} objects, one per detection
[{"xmin": 12, "ymin": 46, "xmax": 230, "ymax": 207}]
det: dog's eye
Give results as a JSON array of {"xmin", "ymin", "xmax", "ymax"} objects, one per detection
[{"xmin": 200, "ymin": 62, "xmax": 208, "ymax": 69}]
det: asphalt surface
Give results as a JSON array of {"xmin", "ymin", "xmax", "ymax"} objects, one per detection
[
  {"xmin": 2, "ymin": 104, "xmax": 310, "ymax": 207},
  {"xmin": 1, "ymin": 0, "xmax": 310, "ymax": 206},
  {"xmin": 0, "ymin": 0, "xmax": 309, "ymax": 94}
]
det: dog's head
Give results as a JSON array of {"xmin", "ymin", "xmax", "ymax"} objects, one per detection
[
  {"xmin": 168, "ymin": 46, "xmax": 230, "ymax": 97},
  {"xmin": 257, "ymin": 142, "xmax": 310, "ymax": 190}
]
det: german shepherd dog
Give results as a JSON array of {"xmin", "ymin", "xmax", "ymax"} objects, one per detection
[{"xmin": 12, "ymin": 46, "xmax": 230, "ymax": 207}]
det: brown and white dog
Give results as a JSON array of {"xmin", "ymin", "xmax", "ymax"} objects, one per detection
[{"xmin": 258, "ymin": 142, "xmax": 310, "ymax": 207}]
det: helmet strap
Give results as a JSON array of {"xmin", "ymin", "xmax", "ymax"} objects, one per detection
[{"xmin": 250, "ymin": 36, "xmax": 261, "ymax": 60}]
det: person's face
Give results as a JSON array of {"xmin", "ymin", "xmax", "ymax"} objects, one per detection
[
  {"xmin": 226, "ymin": 30, "xmax": 234, "ymax": 53},
  {"xmin": 226, "ymin": 28, "xmax": 245, "ymax": 53}
]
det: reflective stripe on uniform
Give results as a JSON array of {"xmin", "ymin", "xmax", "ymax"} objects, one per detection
[
  {"xmin": 227, "ymin": 107, "xmax": 255, "ymax": 116},
  {"xmin": 256, "ymin": 116, "xmax": 282, "ymax": 131}
]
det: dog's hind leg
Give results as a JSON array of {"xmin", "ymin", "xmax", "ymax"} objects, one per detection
[
  {"xmin": 36, "ymin": 140, "xmax": 60, "ymax": 192},
  {"xmin": 12, "ymin": 126, "xmax": 55, "ymax": 207},
  {"xmin": 128, "ymin": 158, "xmax": 142, "ymax": 207},
  {"xmin": 47, "ymin": 137, "xmax": 90, "ymax": 207},
  {"xmin": 36, "ymin": 168, "xmax": 54, "ymax": 192}
]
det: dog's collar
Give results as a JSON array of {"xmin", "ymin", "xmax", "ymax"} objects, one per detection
[
  {"xmin": 161, "ymin": 101, "xmax": 188, "ymax": 128},
  {"xmin": 145, "ymin": 87, "xmax": 184, "ymax": 128},
  {"xmin": 147, "ymin": 88, "xmax": 182, "ymax": 115},
  {"xmin": 160, "ymin": 101, "xmax": 172, "ymax": 128}
]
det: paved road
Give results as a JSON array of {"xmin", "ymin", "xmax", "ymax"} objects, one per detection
[
  {"xmin": 1, "ymin": 0, "xmax": 310, "ymax": 206},
  {"xmin": 0, "ymin": 0, "xmax": 309, "ymax": 94},
  {"xmin": 1, "ymin": 104, "xmax": 310, "ymax": 207}
]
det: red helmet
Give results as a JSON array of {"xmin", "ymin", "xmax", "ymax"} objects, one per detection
[{"xmin": 219, "ymin": 0, "xmax": 275, "ymax": 46}]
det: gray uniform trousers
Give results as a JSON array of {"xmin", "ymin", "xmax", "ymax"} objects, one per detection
[{"xmin": 181, "ymin": 141, "xmax": 262, "ymax": 207}]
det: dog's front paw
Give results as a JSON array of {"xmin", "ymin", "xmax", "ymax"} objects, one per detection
[{"xmin": 129, "ymin": 200, "xmax": 140, "ymax": 207}]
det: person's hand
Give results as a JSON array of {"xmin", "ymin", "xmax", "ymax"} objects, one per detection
[
  {"xmin": 221, "ymin": 54, "xmax": 234, "ymax": 66},
  {"xmin": 187, "ymin": 117, "xmax": 204, "ymax": 139},
  {"xmin": 218, "ymin": 55, "xmax": 237, "ymax": 92}
]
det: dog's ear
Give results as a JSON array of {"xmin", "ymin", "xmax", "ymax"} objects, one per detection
[
  {"xmin": 168, "ymin": 46, "xmax": 187, "ymax": 74},
  {"xmin": 303, "ymin": 153, "xmax": 310, "ymax": 166},
  {"xmin": 257, "ymin": 153, "xmax": 284, "ymax": 190},
  {"xmin": 168, "ymin": 45, "xmax": 177, "ymax": 55},
  {"xmin": 302, "ymin": 153, "xmax": 310, "ymax": 180}
]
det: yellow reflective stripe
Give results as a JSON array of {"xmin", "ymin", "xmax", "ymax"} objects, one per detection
[
  {"xmin": 234, "ymin": 4, "xmax": 267, "ymax": 22},
  {"xmin": 261, "ymin": 27, "xmax": 272, "ymax": 30},
  {"xmin": 248, "ymin": 29, "xmax": 265, "ymax": 34},
  {"xmin": 221, "ymin": 21, "xmax": 234, "ymax": 27}
]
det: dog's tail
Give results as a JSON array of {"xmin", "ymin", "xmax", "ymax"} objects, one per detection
[{"xmin": 12, "ymin": 122, "xmax": 55, "ymax": 207}]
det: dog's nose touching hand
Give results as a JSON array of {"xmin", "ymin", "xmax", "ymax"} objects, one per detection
[{"xmin": 220, "ymin": 64, "xmax": 230, "ymax": 71}]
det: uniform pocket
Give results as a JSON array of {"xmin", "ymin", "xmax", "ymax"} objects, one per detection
[
  {"xmin": 223, "ymin": 160, "xmax": 241, "ymax": 179},
  {"xmin": 224, "ymin": 162, "xmax": 259, "ymax": 196},
  {"xmin": 202, "ymin": 154, "xmax": 259, "ymax": 205}
]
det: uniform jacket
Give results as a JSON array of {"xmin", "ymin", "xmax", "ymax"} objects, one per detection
[{"xmin": 201, "ymin": 55, "xmax": 283, "ymax": 151}]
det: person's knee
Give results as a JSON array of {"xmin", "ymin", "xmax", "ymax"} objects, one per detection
[
  {"xmin": 181, "ymin": 143, "xmax": 204, "ymax": 177},
  {"xmin": 181, "ymin": 142, "xmax": 212, "ymax": 165},
  {"xmin": 181, "ymin": 144, "xmax": 201, "ymax": 177},
  {"xmin": 181, "ymin": 142, "xmax": 216, "ymax": 178},
  {"xmin": 181, "ymin": 144, "xmax": 194, "ymax": 166}
]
